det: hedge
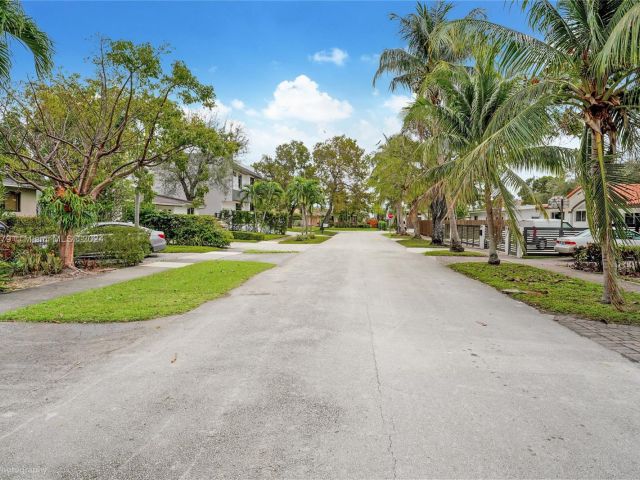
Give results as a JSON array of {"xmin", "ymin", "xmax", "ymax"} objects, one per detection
[
  {"xmin": 573, "ymin": 244, "xmax": 640, "ymax": 275},
  {"xmin": 232, "ymin": 231, "xmax": 265, "ymax": 241},
  {"xmin": 138, "ymin": 210, "xmax": 232, "ymax": 248},
  {"xmin": 219, "ymin": 209, "xmax": 288, "ymax": 235},
  {"xmin": 4, "ymin": 216, "xmax": 58, "ymax": 236},
  {"xmin": 75, "ymin": 226, "xmax": 150, "ymax": 267}
]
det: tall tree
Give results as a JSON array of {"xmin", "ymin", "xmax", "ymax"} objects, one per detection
[
  {"xmin": 0, "ymin": 39, "xmax": 215, "ymax": 267},
  {"xmin": 159, "ymin": 119, "xmax": 246, "ymax": 207},
  {"xmin": 312, "ymin": 135, "xmax": 368, "ymax": 229},
  {"xmin": 374, "ymin": 1, "xmax": 479, "ymax": 244},
  {"xmin": 253, "ymin": 140, "xmax": 314, "ymax": 227},
  {"xmin": 241, "ymin": 180, "xmax": 284, "ymax": 232},
  {"xmin": 459, "ymin": 0, "xmax": 640, "ymax": 305},
  {"xmin": 0, "ymin": 0, "xmax": 53, "ymax": 80},
  {"xmin": 406, "ymin": 47, "xmax": 572, "ymax": 264}
]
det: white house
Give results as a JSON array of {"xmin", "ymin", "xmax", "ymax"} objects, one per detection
[
  {"xmin": 153, "ymin": 163, "xmax": 262, "ymax": 215},
  {"xmin": 2, "ymin": 178, "xmax": 39, "ymax": 216},
  {"xmin": 563, "ymin": 184, "xmax": 640, "ymax": 229}
]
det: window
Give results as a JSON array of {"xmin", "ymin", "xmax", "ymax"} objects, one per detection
[
  {"xmin": 4, "ymin": 191, "xmax": 20, "ymax": 212},
  {"xmin": 237, "ymin": 175, "xmax": 242, "ymax": 189},
  {"xmin": 551, "ymin": 212, "xmax": 562, "ymax": 220},
  {"xmin": 250, "ymin": 203, "xmax": 254, "ymax": 211},
  {"xmin": 575, "ymin": 210, "xmax": 587, "ymax": 222},
  {"xmin": 250, "ymin": 177, "xmax": 255, "ymax": 185},
  {"xmin": 625, "ymin": 213, "xmax": 640, "ymax": 227},
  {"xmin": 187, "ymin": 207, "xmax": 195, "ymax": 215},
  {"xmin": 235, "ymin": 202, "xmax": 242, "ymax": 211}
]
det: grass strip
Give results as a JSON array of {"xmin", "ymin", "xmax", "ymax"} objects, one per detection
[
  {"xmin": 397, "ymin": 238, "xmax": 448, "ymax": 248},
  {"xmin": 280, "ymin": 235, "xmax": 332, "ymax": 244},
  {"xmin": 424, "ymin": 250, "xmax": 485, "ymax": 257},
  {"xmin": 450, "ymin": 262, "xmax": 640, "ymax": 324},
  {"xmin": 0, "ymin": 261, "xmax": 274, "ymax": 323},
  {"xmin": 243, "ymin": 249, "xmax": 299, "ymax": 254},
  {"xmin": 164, "ymin": 245, "xmax": 223, "ymax": 253}
]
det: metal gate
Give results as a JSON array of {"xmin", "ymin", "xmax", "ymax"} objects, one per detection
[{"xmin": 522, "ymin": 227, "xmax": 587, "ymax": 254}]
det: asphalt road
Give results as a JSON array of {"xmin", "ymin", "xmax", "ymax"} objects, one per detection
[{"xmin": 1, "ymin": 232, "xmax": 639, "ymax": 479}]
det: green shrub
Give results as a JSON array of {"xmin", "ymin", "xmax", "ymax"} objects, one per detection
[
  {"xmin": 136, "ymin": 210, "xmax": 232, "ymax": 247},
  {"xmin": 219, "ymin": 209, "xmax": 288, "ymax": 235},
  {"xmin": 0, "ymin": 238, "xmax": 62, "ymax": 276},
  {"xmin": 573, "ymin": 244, "xmax": 640, "ymax": 275},
  {"xmin": 9, "ymin": 216, "xmax": 58, "ymax": 236},
  {"xmin": 75, "ymin": 226, "xmax": 150, "ymax": 266},
  {"xmin": 0, "ymin": 260, "xmax": 13, "ymax": 292},
  {"xmin": 232, "ymin": 231, "xmax": 265, "ymax": 241},
  {"xmin": 378, "ymin": 220, "xmax": 388, "ymax": 231}
]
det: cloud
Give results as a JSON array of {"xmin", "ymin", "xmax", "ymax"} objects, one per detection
[
  {"xmin": 311, "ymin": 48, "xmax": 349, "ymax": 66},
  {"xmin": 383, "ymin": 94, "xmax": 413, "ymax": 114},
  {"xmin": 263, "ymin": 75, "xmax": 353, "ymax": 122},
  {"xmin": 183, "ymin": 101, "xmax": 232, "ymax": 122},
  {"xmin": 231, "ymin": 99, "xmax": 245, "ymax": 110}
]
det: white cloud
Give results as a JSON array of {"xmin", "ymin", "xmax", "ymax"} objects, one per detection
[
  {"xmin": 231, "ymin": 99, "xmax": 245, "ymax": 110},
  {"xmin": 311, "ymin": 48, "xmax": 349, "ymax": 66},
  {"xmin": 263, "ymin": 75, "xmax": 353, "ymax": 123},
  {"xmin": 183, "ymin": 101, "xmax": 232, "ymax": 122},
  {"xmin": 383, "ymin": 94, "xmax": 413, "ymax": 114}
]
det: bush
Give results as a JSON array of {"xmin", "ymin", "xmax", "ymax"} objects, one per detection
[
  {"xmin": 0, "ymin": 260, "xmax": 12, "ymax": 292},
  {"xmin": 219, "ymin": 209, "xmax": 288, "ymax": 235},
  {"xmin": 232, "ymin": 231, "xmax": 265, "ymax": 241},
  {"xmin": 378, "ymin": 220, "xmax": 388, "ymax": 231},
  {"xmin": 367, "ymin": 218, "xmax": 379, "ymax": 229},
  {"xmin": 75, "ymin": 226, "xmax": 150, "ymax": 267},
  {"xmin": 137, "ymin": 210, "xmax": 232, "ymax": 247},
  {"xmin": 573, "ymin": 244, "xmax": 640, "ymax": 275},
  {"xmin": 0, "ymin": 238, "xmax": 62, "ymax": 277},
  {"xmin": 10, "ymin": 216, "xmax": 58, "ymax": 236}
]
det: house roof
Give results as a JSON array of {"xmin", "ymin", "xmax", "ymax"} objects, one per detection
[
  {"xmin": 152, "ymin": 194, "xmax": 194, "ymax": 207},
  {"xmin": 566, "ymin": 184, "xmax": 640, "ymax": 206},
  {"xmin": 235, "ymin": 163, "xmax": 262, "ymax": 179},
  {"xmin": 2, "ymin": 177, "xmax": 37, "ymax": 190}
]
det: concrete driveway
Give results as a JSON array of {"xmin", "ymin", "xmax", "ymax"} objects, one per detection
[{"xmin": 1, "ymin": 231, "xmax": 639, "ymax": 479}]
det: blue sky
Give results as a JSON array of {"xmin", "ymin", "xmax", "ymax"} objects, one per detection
[{"xmin": 15, "ymin": 1, "xmax": 533, "ymax": 164}]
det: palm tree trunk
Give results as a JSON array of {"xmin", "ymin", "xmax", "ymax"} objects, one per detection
[
  {"xmin": 484, "ymin": 187, "xmax": 500, "ymax": 265},
  {"xmin": 302, "ymin": 205, "xmax": 308, "ymax": 236},
  {"xmin": 447, "ymin": 198, "xmax": 464, "ymax": 252},
  {"xmin": 593, "ymin": 130, "xmax": 623, "ymax": 306},
  {"xmin": 430, "ymin": 195, "xmax": 446, "ymax": 244},
  {"xmin": 396, "ymin": 201, "xmax": 405, "ymax": 234},
  {"xmin": 409, "ymin": 201, "xmax": 421, "ymax": 239}
]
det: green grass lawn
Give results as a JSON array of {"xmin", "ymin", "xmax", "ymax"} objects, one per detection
[
  {"xmin": 0, "ymin": 261, "xmax": 274, "ymax": 323},
  {"xmin": 384, "ymin": 233, "xmax": 407, "ymax": 238},
  {"xmin": 324, "ymin": 227, "xmax": 377, "ymax": 231},
  {"xmin": 263, "ymin": 233, "xmax": 289, "ymax": 241},
  {"xmin": 450, "ymin": 262, "xmax": 640, "ymax": 325},
  {"xmin": 164, "ymin": 245, "xmax": 223, "ymax": 253},
  {"xmin": 424, "ymin": 250, "xmax": 485, "ymax": 257},
  {"xmin": 280, "ymin": 235, "xmax": 332, "ymax": 244},
  {"xmin": 243, "ymin": 249, "xmax": 299, "ymax": 254},
  {"xmin": 396, "ymin": 238, "xmax": 448, "ymax": 248},
  {"xmin": 230, "ymin": 238, "xmax": 259, "ymax": 243}
]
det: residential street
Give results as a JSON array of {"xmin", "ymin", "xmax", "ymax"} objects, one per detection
[{"xmin": 1, "ymin": 232, "xmax": 639, "ymax": 479}]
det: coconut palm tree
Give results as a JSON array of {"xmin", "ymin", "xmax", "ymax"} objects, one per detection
[
  {"xmin": 406, "ymin": 46, "xmax": 574, "ymax": 264},
  {"xmin": 0, "ymin": 0, "xmax": 53, "ymax": 80},
  {"xmin": 286, "ymin": 177, "xmax": 324, "ymax": 236},
  {"xmin": 456, "ymin": 0, "xmax": 640, "ymax": 305},
  {"xmin": 373, "ymin": 1, "xmax": 479, "ymax": 245}
]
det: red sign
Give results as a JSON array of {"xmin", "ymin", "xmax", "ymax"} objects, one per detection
[{"xmin": 387, "ymin": 213, "xmax": 394, "ymax": 219}]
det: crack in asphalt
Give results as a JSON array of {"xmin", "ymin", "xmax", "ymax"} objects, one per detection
[{"xmin": 363, "ymin": 279, "xmax": 398, "ymax": 479}]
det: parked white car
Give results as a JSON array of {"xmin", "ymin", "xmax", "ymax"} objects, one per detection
[
  {"xmin": 554, "ymin": 229, "xmax": 640, "ymax": 254},
  {"xmin": 91, "ymin": 222, "xmax": 167, "ymax": 252}
]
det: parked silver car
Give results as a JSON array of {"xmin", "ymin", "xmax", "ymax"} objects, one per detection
[
  {"xmin": 91, "ymin": 222, "xmax": 167, "ymax": 252},
  {"xmin": 554, "ymin": 229, "xmax": 640, "ymax": 254}
]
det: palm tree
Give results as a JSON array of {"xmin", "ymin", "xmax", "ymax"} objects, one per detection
[
  {"xmin": 241, "ymin": 180, "xmax": 284, "ymax": 232},
  {"xmin": 406, "ymin": 46, "xmax": 573, "ymax": 264},
  {"xmin": 0, "ymin": 0, "xmax": 53, "ymax": 80},
  {"xmin": 374, "ymin": 1, "xmax": 480, "ymax": 245},
  {"xmin": 457, "ymin": 0, "xmax": 640, "ymax": 305},
  {"xmin": 286, "ymin": 177, "xmax": 324, "ymax": 236}
]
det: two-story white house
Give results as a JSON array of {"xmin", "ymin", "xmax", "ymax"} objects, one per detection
[{"xmin": 152, "ymin": 163, "xmax": 262, "ymax": 215}]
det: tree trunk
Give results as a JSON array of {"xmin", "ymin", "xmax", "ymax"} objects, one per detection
[
  {"xmin": 288, "ymin": 205, "xmax": 295, "ymax": 228},
  {"xmin": 447, "ymin": 198, "xmax": 464, "ymax": 252},
  {"xmin": 593, "ymin": 129, "xmax": 623, "ymax": 306},
  {"xmin": 134, "ymin": 191, "xmax": 141, "ymax": 227},
  {"xmin": 320, "ymin": 201, "xmax": 333, "ymax": 232},
  {"xmin": 302, "ymin": 205, "xmax": 308, "ymax": 236},
  {"xmin": 396, "ymin": 201, "xmax": 406, "ymax": 235},
  {"xmin": 59, "ymin": 229, "xmax": 76, "ymax": 269},
  {"xmin": 430, "ymin": 194, "xmax": 446, "ymax": 244},
  {"xmin": 409, "ymin": 203, "xmax": 421, "ymax": 239},
  {"xmin": 484, "ymin": 187, "xmax": 500, "ymax": 265}
]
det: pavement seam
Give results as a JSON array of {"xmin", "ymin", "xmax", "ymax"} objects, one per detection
[{"xmin": 363, "ymin": 278, "xmax": 398, "ymax": 479}]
